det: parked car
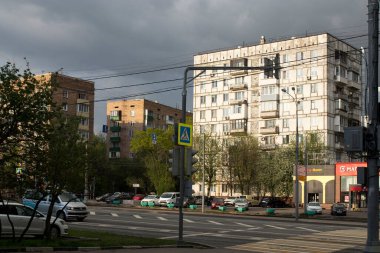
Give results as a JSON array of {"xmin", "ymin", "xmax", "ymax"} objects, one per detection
[
  {"xmin": 181, "ymin": 196, "xmax": 197, "ymax": 208},
  {"xmin": 224, "ymin": 197, "xmax": 237, "ymax": 206},
  {"xmin": 0, "ymin": 201, "xmax": 68, "ymax": 238},
  {"xmin": 307, "ymin": 201, "xmax": 323, "ymax": 214},
  {"xmin": 238, "ymin": 195, "xmax": 258, "ymax": 207},
  {"xmin": 22, "ymin": 191, "xmax": 88, "ymax": 221},
  {"xmin": 141, "ymin": 195, "xmax": 159, "ymax": 206},
  {"xmin": 132, "ymin": 194, "xmax": 146, "ymax": 201},
  {"xmin": 95, "ymin": 193, "xmax": 112, "ymax": 202},
  {"xmin": 211, "ymin": 198, "xmax": 225, "ymax": 209},
  {"xmin": 105, "ymin": 192, "xmax": 133, "ymax": 204},
  {"xmin": 259, "ymin": 197, "xmax": 286, "ymax": 208},
  {"xmin": 234, "ymin": 198, "xmax": 249, "ymax": 210},
  {"xmin": 194, "ymin": 196, "xmax": 209, "ymax": 205},
  {"xmin": 159, "ymin": 192, "xmax": 180, "ymax": 206},
  {"xmin": 331, "ymin": 202, "xmax": 347, "ymax": 216}
]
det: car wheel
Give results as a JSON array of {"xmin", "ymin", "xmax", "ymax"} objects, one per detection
[
  {"xmin": 57, "ymin": 211, "xmax": 66, "ymax": 221},
  {"xmin": 50, "ymin": 226, "xmax": 60, "ymax": 239}
]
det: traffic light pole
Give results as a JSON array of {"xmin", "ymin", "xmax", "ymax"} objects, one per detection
[
  {"xmin": 365, "ymin": 1, "xmax": 379, "ymax": 252},
  {"xmin": 179, "ymin": 65, "xmax": 273, "ymax": 244}
]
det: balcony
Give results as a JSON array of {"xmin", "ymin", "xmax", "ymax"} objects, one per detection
[
  {"xmin": 109, "ymin": 147, "xmax": 120, "ymax": 152},
  {"xmin": 260, "ymin": 144, "xmax": 276, "ymax": 150},
  {"xmin": 260, "ymin": 110, "xmax": 279, "ymax": 119},
  {"xmin": 110, "ymin": 126, "xmax": 121, "ymax": 132},
  {"xmin": 230, "ymin": 83, "xmax": 248, "ymax": 91},
  {"xmin": 230, "ymin": 128, "xmax": 247, "ymax": 135},
  {"xmin": 110, "ymin": 115, "xmax": 121, "ymax": 121},
  {"xmin": 259, "ymin": 78, "xmax": 280, "ymax": 86},
  {"xmin": 334, "ymin": 125, "xmax": 344, "ymax": 133},
  {"xmin": 334, "ymin": 93, "xmax": 348, "ymax": 101},
  {"xmin": 334, "ymin": 75, "xmax": 348, "ymax": 85},
  {"xmin": 260, "ymin": 126, "xmax": 279, "ymax": 135},
  {"xmin": 110, "ymin": 136, "xmax": 121, "ymax": 142},
  {"xmin": 230, "ymin": 98, "xmax": 247, "ymax": 105},
  {"xmin": 348, "ymin": 95, "xmax": 360, "ymax": 105},
  {"xmin": 335, "ymin": 142, "xmax": 344, "ymax": 150},
  {"xmin": 230, "ymin": 69, "xmax": 248, "ymax": 76}
]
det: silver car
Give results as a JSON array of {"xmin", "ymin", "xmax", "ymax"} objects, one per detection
[
  {"xmin": 0, "ymin": 202, "xmax": 68, "ymax": 238},
  {"xmin": 234, "ymin": 198, "xmax": 249, "ymax": 210}
]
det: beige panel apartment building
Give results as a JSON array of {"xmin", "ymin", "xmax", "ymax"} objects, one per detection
[
  {"xmin": 192, "ymin": 33, "xmax": 362, "ymax": 197},
  {"xmin": 37, "ymin": 73, "xmax": 95, "ymax": 140},
  {"xmin": 106, "ymin": 99, "xmax": 191, "ymax": 159}
]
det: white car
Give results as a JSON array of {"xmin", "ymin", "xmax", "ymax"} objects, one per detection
[
  {"xmin": 141, "ymin": 195, "xmax": 159, "ymax": 206},
  {"xmin": 234, "ymin": 199, "xmax": 249, "ymax": 210},
  {"xmin": 159, "ymin": 192, "xmax": 180, "ymax": 206},
  {"xmin": 224, "ymin": 197, "xmax": 237, "ymax": 206},
  {"xmin": 306, "ymin": 202, "xmax": 323, "ymax": 214},
  {"xmin": 0, "ymin": 202, "xmax": 68, "ymax": 238}
]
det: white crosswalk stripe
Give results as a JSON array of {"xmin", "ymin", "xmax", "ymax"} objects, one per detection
[
  {"xmin": 111, "ymin": 213, "xmax": 118, "ymax": 217},
  {"xmin": 158, "ymin": 216, "xmax": 168, "ymax": 221},
  {"xmin": 90, "ymin": 211, "xmax": 95, "ymax": 215},
  {"xmin": 208, "ymin": 220, "xmax": 223, "ymax": 225},
  {"xmin": 184, "ymin": 218, "xmax": 194, "ymax": 223},
  {"xmin": 296, "ymin": 226, "xmax": 320, "ymax": 233},
  {"xmin": 265, "ymin": 224, "xmax": 286, "ymax": 230},
  {"xmin": 133, "ymin": 214, "xmax": 143, "ymax": 219}
]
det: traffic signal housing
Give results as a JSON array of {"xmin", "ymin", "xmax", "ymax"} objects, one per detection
[
  {"xmin": 186, "ymin": 148, "xmax": 198, "ymax": 176},
  {"xmin": 168, "ymin": 147, "xmax": 180, "ymax": 177}
]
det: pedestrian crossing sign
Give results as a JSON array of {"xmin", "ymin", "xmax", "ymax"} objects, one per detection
[{"xmin": 178, "ymin": 123, "xmax": 192, "ymax": 146}]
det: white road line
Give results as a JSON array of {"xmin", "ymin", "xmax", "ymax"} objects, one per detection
[
  {"xmin": 265, "ymin": 224, "xmax": 286, "ymax": 230},
  {"xmin": 296, "ymin": 226, "xmax": 320, "ymax": 233},
  {"xmin": 208, "ymin": 220, "xmax": 223, "ymax": 225},
  {"xmin": 160, "ymin": 232, "xmax": 211, "ymax": 240},
  {"xmin": 235, "ymin": 222, "xmax": 255, "ymax": 228},
  {"xmin": 111, "ymin": 213, "xmax": 118, "ymax": 217},
  {"xmin": 133, "ymin": 214, "xmax": 143, "ymax": 219},
  {"xmin": 184, "ymin": 219, "xmax": 194, "ymax": 223},
  {"xmin": 90, "ymin": 211, "xmax": 95, "ymax": 215},
  {"xmin": 158, "ymin": 216, "xmax": 168, "ymax": 221}
]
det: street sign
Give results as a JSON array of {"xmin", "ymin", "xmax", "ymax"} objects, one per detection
[
  {"xmin": 178, "ymin": 123, "xmax": 192, "ymax": 146},
  {"xmin": 133, "ymin": 184, "xmax": 140, "ymax": 188}
]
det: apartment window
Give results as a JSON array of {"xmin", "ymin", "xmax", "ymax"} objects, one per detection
[
  {"xmin": 223, "ymin": 79, "xmax": 228, "ymax": 87},
  {"xmin": 335, "ymin": 66, "xmax": 347, "ymax": 78},
  {"xmin": 223, "ymin": 93, "xmax": 229, "ymax": 102},
  {"xmin": 235, "ymin": 91, "xmax": 244, "ymax": 100},
  {"xmin": 311, "ymin": 50, "xmax": 318, "ymax": 60},
  {"xmin": 282, "ymin": 70, "xmax": 289, "ymax": 79},
  {"xmin": 352, "ymin": 72, "xmax": 359, "ymax": 82},
  {"xmin": 211, "ymin": 109, "xmax": 217, "ymax": 119},
  {"xmin": 262, "ymin": 85, "xmax": 276, "ymax": 95},
  {"xmin": 235, "ymin": 76, "xmax": 244, "ymax": 85},
  {"xmin": 296, "ymin": 52, "xmax": 304, "ymax": 61},
  {"xmin": 200, "ymin": 125, "xmax": 205, "ymax": 133},
  {"xmin": 63, "ymin": 90, "xmax": 69, "ymax": 98},
  {"xmin": 233, "ymin": 105, "xmax": 242, "ymax": 114},
  {"xmin": 262, "ymin": 101, "xmax": 277, "ymax": 111},
  {"xmin": 211, "ymin": 95, "xmax": 217, "ymax": 103},
  {"xmin": 231, "ymin": 58, "xmax": 247, "ymax": 67},
  {"xmin": 211, "ymin": 124, "xmax": 216, "ymax": 133},
  {"xmin": 311, "ymin": 100, "xmax": 316, "ymax": 110},
  {"xmin": 311, "ymin": 67, "xmax": 318, "ymax": 76},
  {"xmin": 283, "ymin": 118, "xmax": 289, "ymax": 128},
  {"xmin": 78, "ymin": 93, "xmax": 87, "ymax": 99},
  {"xmin": 231, "ymin": 119, "xmax": 246, "ymax": 130},
  {"xmin": 296, "ymin": 85, "xmax": 303, "ymax": 94},
  {"xmin": 311, "ymin": 117, "xmax": 318, "ymax": 126},
  {"xmin": 223, "ymin": 123, "xmax": 229, "ymax": 132},
  {"xmin": 77, "ymin": 103, "xmax": 89, "ymax": 113},
  {"xmin": 62, "ymin": 103, "xmax": 68, "ymax": 111},
  {"xmin": 80, "ymin": 117, "xmax": 89, "ymax": 126},
  {"xmin": 200, "ymin": 110, "xmax": 205, "ymax": 120},
  {"xmin": 223, "ymin": 108, "xmax": 229, "ymax": 117},
  {"xmin": 212, "ymin": 81, "xmax": 218, "ymax": 89},
  {"xmin": 311, "ymin": 83, "xmax": 318, "ymax": 93},
  {"xmin": 282, "ymin": 54, "xmax": 288, "ymax": 63},
  {"xmin": 200, "ymin": 82, "xmax": 206, "ymax": 91},
  {"xmin": 296, "ymin": 69, "xmax": 303, "ymax": 78},
  {"xmin": 264, "ymin": 136, "xmax": 276, "ymax": 145},
  {"xmin": 297, "ymin": 101, "xmax": 303, "ymax": 111},
  {"xmin": 200, "ymin": 96, "xmax": 206, "ymax": 105},
  {"xmin": 210, "ymin": 184, "xmax": 216, "ymax": 192},
  {"xmin": 130, "ymin": 110, "xmax": 135, "ymax": 117},
  {"xmin": 79, "ymin": 130, "xmax": 89, "ymax": 140},
  {"xmin": 265, "ymin": 120, "xmax": 276, "ymax": 128},
  {"xmin": 222, "ymin": 184, "xmax": 228, "ymax": 193},
  {"xmin": 283, "ymin": 135, "xmax": 290, "ymax": 144}
]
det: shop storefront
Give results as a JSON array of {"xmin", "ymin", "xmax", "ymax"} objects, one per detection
[{"xmin": 335, "ymin": 162, "xmax": 367, "ymax": 209}]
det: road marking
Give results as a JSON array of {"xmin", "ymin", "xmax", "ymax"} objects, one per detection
[
  {"xmin": 158, "ymin": 216, "xmax": 168, "ymax": 221},
  {"xmin": 160, "ymin": 232, "xmax": 211, "ymax": 240},
  {"xmin": 90, "ymin": 211, "xmax": 95, "ymax": 215},
  {"xmin": 208, "ymin": 220, "xmax": 223, "ymax": 225},
  {"xmin": 184, "ymin": 219, "xmax": 194, "ymax": 223},
  {"xmin": 235, "ymin": 222, "xmax": 255, "ymax": 228},
  {"xmin": 111, "ymin": 213, "xmax": 118, "ymax": 217},
  {"xmin": 265, "ymin": 225, "xmax": 286, "ymax": 230},
  {"xmin": 247, "ymin": 227, "xmax": 260, "ymax": 230},
  {"xmin": 296, "ymin": 226, "xmax": 320, "ymax": 233},
  {"xmin": 133, "ymin": 214, "xmax": 143, "ymax": 219}
]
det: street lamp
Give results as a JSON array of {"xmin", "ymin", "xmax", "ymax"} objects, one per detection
[{"xmin": 281, "ymin": 87, "xmax": 300, "ymax": 221}]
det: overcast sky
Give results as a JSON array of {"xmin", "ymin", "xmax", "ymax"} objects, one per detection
[{"xmin": 0, "ymin": 0, "xmax": 368, "ymax": 133}]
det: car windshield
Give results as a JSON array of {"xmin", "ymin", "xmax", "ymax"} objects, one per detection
[
  {"xmin": 308, "ymin": 202, "xmax": 320, "ymax": 206},
  {"xmin": 60, "ymin": 192, "xmax": 80, "ymax": 202},
  {"xmin": 235, "ymin": 199, "xmax": 245, "ymax": 203},
  {"xmin": 160, "ymin": 193, "xmax": 173, "ymax": 198},
  {"xmin": 145, "ymin": 195, "xmax": 156, "ymax": 199},
  {"xmin": 335, "ymin": 203, "xmax": 345, "ymax": 207}
]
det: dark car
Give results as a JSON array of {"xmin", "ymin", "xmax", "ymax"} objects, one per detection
[
  {"xmin": 96, "ymin": 193, "xmax": 112, "ymax": 202},
  {"xmin": 194, "ymin": 196, "xmax": 209, "ymax": 205},
  {"xmin": 259, "ymin": 197, "xmax": 286, "ymax": 208},
  {"xmin": 211, "ymin": 198, "xmax": 224, "ymax": 209},
  {"xmin": 331, "ymin": 202, "xmax": 347, "ymax": 216},
  {"xmin": 105, "ymin": 192, "xmax": 133, "ymax": 204},
  {"xmin": 175, "ymin": 196, "xmax": 196, "ymax": 208}
]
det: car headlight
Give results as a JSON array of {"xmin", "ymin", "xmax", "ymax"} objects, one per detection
[{"xmin": 66, "ymin": 207, "xmax": 73, "ymax": 210}]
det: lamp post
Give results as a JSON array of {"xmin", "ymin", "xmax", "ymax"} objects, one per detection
[{"xmin": 281, "ymin": 87, "xmax": 300, "ymax": 221}]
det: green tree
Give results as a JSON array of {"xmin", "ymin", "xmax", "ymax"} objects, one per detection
[
  {"xmin": 193, "ymin": 133, "xmax": 223, "ymax": 197},
  {"xmin": 130, "ymin": 128, "xmax": 175, "ymax": 194}
]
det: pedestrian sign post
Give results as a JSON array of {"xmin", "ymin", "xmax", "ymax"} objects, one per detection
[{"xmin": 177, "ymin": 123, "xmax": 192, "ymax": 147}]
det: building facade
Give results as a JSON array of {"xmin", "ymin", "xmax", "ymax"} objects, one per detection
[
  {"xmin": 38, "ymin": 73, "xmax": 95, "ymax": 140},
  {"xmin": 106, "ymin": 99, "xmax": 191, "ymax": 159},
  {"xmin": 192, "ymin": 33, "xmax": 362, "ymax": 200}
]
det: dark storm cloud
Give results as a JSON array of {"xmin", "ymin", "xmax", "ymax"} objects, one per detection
[{"xmin": 0, "ymin": 0, "xmax": 367, "ymax": 132}]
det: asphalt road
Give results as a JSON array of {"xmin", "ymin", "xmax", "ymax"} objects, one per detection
[{"xmin": 68, "ymin": 205, "xmax": 366, "ymax": 252}]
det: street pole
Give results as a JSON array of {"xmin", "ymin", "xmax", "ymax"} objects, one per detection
[
  {"xmin": 365, "ymin": 0, "xmax": 379, "ymax": 251},
  {"xmin": 202, "ymin": 133, "xmax": 205, "ymax": 213},
  {"xmin": 84, "ymin": 143, "xmax": 89, "ymax": 203},
  {"xmin": 304, "ymin": 137, "xmax": 308, "ymax": 214}
]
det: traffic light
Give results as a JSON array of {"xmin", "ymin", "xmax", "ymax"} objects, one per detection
[
  {"xmin": 186, "ymin": 148, "xmax": 198, "ymax": 176},
  {"xmin": 274, "ymin": 53, "xmax": 280, "ymax": 79},
  {"xmin": 168, "ymin": 146, "xmax": 180, "ymax": 177}
]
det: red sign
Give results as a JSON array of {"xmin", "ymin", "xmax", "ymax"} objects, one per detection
[
  {"xmin": 349, "ymin": 185, "xmax": 362, "ymax": 192},
  {"xmin": 335, "ymin": 162, "xmax": 367, "ymax": 176}
]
